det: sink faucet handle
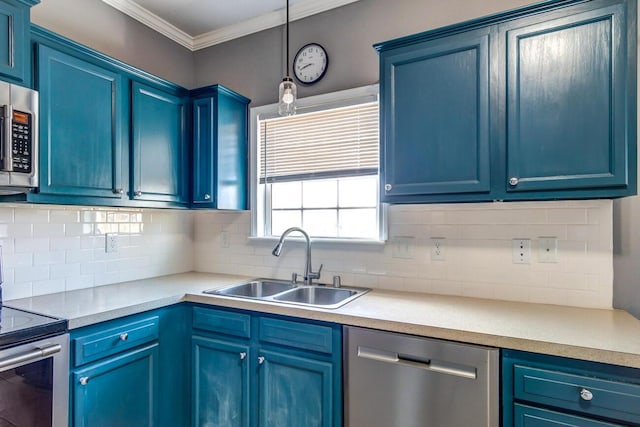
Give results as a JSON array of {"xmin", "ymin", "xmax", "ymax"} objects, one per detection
[
  {"xmin": 291, "ymin": 272, "xmax": 298, "ymax": 284},
  {"xmin": 309, "ymin": 263, "xmax": 323, "ymax": 280}
]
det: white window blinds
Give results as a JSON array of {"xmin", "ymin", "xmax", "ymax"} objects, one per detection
[{"xmin": 259, "ymin": 101, "xmax": 379, "ymax": 182}]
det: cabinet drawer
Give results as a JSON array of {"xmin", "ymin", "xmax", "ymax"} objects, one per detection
[
  {"xmin": 192, "ymin": 307, "xmax": 251, "ymax": 339},
  {"xmin": 514, "ymin": 364, "xmax": 640, "ymax": 424},
  {"xmin": 258, "ymin": 317, "xmax": 334, "ymax": 355},
  {"xmin": 74, "ymin": 316, "xmax": 159, "ymax": 367},
  {"xmin": 514, "ymin": 404, "xmax": 624, "ymax": 427}
]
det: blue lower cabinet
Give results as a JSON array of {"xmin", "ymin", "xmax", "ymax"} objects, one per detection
[
  {"xmin": 70, "ymin": 305, "xmax": 189, "ymax": 427},
  {"xmin": 72, "ymin": 344, "xmax": 159, "ymax": 427},
  {"xmin": 192, "ymin": 336, "xmax": 250, "ymax": 427},
  {"xmin": 503, "ymin": 349, "xmax": 640, "ymax": 427},
  {"xmin": 258, "ymin": 349, "xmax": 333, "ymax": 427},
  {"xmin": 191, "ymin": 305, "xmax": 342, "ymax": 427}
]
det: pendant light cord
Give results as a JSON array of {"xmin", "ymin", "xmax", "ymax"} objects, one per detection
[{"xmin": 286, "ymin": 0, "xmax": 290, "ymax": 78}]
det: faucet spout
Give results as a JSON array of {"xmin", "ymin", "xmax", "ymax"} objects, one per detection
[{"xmin": 271, "ymin": 227, "xmax": 322, "ymax": 286}]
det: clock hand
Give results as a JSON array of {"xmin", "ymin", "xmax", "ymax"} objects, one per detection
[{"xmin": 299, "ymin": 63, "xmax": 313, "ymax": 70}]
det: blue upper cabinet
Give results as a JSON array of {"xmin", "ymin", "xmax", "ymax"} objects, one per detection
[
  {"xmin": 28, "ymin": 26, "xmax": 190, "ymax": 208},
  {"xmin": 191, "ymin": 85, "xmax": 250, "ymax": 210},
  {"xmin": 376, "ymin": 0, "xmax": 637, "ymax": 203},
  {"xmin": 0, "ymin": 0, "xmax": 36, "ymax": 84},
  {"xmin": 504, "ymin": 1, "xmax": 632, "ymax": 195},
  {"xmin": 34, "ymin": 44, "xmax": 126, "ymax": 200},
  {"xmin": 132, "ymin": 81, "xmax": 188, "ymax": 204},
  {"xmin": 380, "ymin": 28, "xmax": 491, "ymax": 198}
]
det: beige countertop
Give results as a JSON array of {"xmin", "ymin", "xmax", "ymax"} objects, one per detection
[{"xmin": 7, "ymin": 272, "xmax": 640, "ymax": 369}]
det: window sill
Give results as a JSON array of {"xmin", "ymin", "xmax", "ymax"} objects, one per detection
[{"xmin": 247, "ymin": 236, "xmax": 386, "ymax": 247}]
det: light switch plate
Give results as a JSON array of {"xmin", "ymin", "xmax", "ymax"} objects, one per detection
[{"xmin": 392, "ymin": 236, "xmax": 415, "ymax": 259}]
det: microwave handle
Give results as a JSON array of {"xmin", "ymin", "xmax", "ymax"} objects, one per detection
[{"xmin": 0, "ymin": 105, "xmax": 12, "ymax": 171}]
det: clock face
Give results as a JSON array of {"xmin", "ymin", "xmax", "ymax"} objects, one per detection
[{"xmin": 293, "ymin": 43, "xmax": 328, "ymax": 85}]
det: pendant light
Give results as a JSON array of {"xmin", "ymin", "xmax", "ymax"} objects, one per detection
[{"xmin": 278, "ymin": 0, "xmax": 296, "ymax": 116}]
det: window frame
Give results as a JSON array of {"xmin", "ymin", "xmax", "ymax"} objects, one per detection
[{"xmin": 250, "ymin": 84, "xmax": 387, "ymax": 243}]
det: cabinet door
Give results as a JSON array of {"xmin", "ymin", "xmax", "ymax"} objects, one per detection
[
  {"xmin": 132, "ymin": 82, "xmax": 187, "ymax": 204},
  {"xmin": 0, "ymin": 0, "xmax": 27, "ymax": 83},
  {"xmin": 258, "ymin": 349, "xmax": 333, "ymax": 427},
  {"xmin": 36, "ymin": 44, "xmax": 125, "ymax": 199},
  {"xmin": 192, "ymin": 88, "xmax": 248, "ymax": 209},
  {"xmin": 380, "ymin": 27, "xmax": 491, "ymax": 200},
  {"xmin": 192, "ymin": 96, "xmax": 215, "ymax": 206},
  {"xmin": 505, "ymin": 1, "xmax": 632, "ymax": 193},
  {"xmin": 192, "ymin": 336, "xmax": 250, "ymax": 427},
  {"xmin": 72, "ymin": 344, "xmax": 158, "ymax": 427}
]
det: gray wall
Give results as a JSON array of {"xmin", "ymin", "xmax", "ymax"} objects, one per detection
[
  {"xmin": 31, "ymin": 0, "xmax": 195, "ymax": 88},
  {"xmin": 194, "ymin": 0, "xmax": 536, "ymax": 106}
]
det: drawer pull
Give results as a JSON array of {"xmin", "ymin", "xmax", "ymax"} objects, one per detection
[
  {"xmin": 239, "ymin": 352, "xmax": 246, "ymax": 360},
  {"xmin": 119, "ymin": 333, "xmax": 129, "ymax": 341},
  {"xmin": 79, "ymin": 376, "xmax": 90, "ymax": 386},
  {"xmin": 580, "ymin": 388, "xmax": 593, "ymax": 401},
  {"xmin": 258, "ymin": 356, "xmax": 265, "ymax": 365}
]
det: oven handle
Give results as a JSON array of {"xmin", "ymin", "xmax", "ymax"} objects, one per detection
[{"xmin": 0, "ymin": 343, "xmax": 62, "ymax": 370}]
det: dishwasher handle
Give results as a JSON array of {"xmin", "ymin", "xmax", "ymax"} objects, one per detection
[{"xmin": 357, "ymin": 346, "xmax": 477, "ymax": 379}]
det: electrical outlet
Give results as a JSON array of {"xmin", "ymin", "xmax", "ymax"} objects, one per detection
[
  {"xmin": 538, "ymin": 237, "xmax": 558, "ymax": 263},
  {"xmin": 431, "ymin": 238, "xmax": 446, "ymax": 261},
  {"xmin": 221, "ymin": 231, "xmax": 230, "ymax": 248},
  {"xmin": 512, "ymin": 239, "xmax": 531, "ymax": 264},
  {"xmin": 105, "ymin": 233, "xmax": 119, "ymax": 253}
]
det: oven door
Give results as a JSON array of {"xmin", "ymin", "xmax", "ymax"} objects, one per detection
[{"xmin": 0, "ymin": 334, "xmax": 69, "ymax": 427}]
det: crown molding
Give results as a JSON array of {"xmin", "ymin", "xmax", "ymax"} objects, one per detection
[{"xmin": 102, "ymin": 0, "xmax": 361, "ymax": 51}]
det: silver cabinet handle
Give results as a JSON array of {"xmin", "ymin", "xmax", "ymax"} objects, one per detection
[
  {"xmin": 79, "ymin": 376, "xmax": 90, "ymax": 386},
  {"xmin": 204, "ymin": 193, "xmax": 211, "ymax": 200},
  {"xmin": 580, "ymin": 388, "xmax": 593, "ymax": 401},
  {"xmin": 119, "ymin": 333, "xmax": 128, "ymax": 341},
  {"xmin": 357, "ymin": 346, "xmax": 477, "ymax": 379},
  {"xmin": 239, "ymin": 352, "xmax": 247, "ymax": 360},
  {"xmin": 258, "ymin": 356, "xmax": 265, "ymax": 365},
  {"xmin": 384, "ymin": 184, "xmax": 392, "ymax": 191},
  {"xmin": 0, "ymin": 343, "xmax": 61, "ymax": 370},
  {"xmin": 509, "ymin": 177, "xmax": 519, "ymax": 186},
  {"xmin": 113, "ymin": 188, "xmax": 124, "ymax": 195},
  {"xmin": 134, "ymin": 191, "xmax": 142, "ymax": 197}
]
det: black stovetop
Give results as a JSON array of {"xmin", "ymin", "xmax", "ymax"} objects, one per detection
[{"xmin": 0, "ymin": 306, "xmax": 67, "ymax": 350}]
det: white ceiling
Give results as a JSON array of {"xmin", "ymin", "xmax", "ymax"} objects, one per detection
[{"xmin": 101, "ymin": 0, "xmax": 361, "ymax": 51}]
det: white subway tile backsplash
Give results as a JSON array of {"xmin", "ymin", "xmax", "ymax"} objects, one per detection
[
  {"xmin": 194, "ymin": 199, "xmax": 614, "ymax": 309},
  {"xmin": 0, "ymin": 205, "xmax": 193, "ymax": 299}
]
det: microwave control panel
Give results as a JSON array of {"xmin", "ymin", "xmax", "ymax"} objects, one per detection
[{"xmin": 11, "ymin": 110, "xmax": 32, "ymax": 173}]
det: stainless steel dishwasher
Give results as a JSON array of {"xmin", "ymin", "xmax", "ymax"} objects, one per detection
[{"xmin": 344, "ymin": 326, "xmax": 499, "ymax": 427}]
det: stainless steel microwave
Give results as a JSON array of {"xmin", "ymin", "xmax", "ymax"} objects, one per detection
[{"xmin": 0, "ymin": 82, "xmax": 38, "ymax": 194}]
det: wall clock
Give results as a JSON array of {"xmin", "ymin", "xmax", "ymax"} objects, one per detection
[{"xmin": 293, "ymin": 43, "xmax": 328, "ymax": 85}]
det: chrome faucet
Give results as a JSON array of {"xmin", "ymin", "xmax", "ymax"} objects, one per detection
[{"xmin": 272, "ymin": 227, "xmax": 322, "ymax": 286}]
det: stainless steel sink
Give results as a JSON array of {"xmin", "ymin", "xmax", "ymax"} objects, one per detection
[
  {"xmin": 207, "ymin": 279, "xmax": 296, "ymax": 298},
  {"xmin": 204, "ymin": 279, "xmax": 369, "ymax": 309},
  {"xmin": 273, "ymin": 286, "xmax": 363, "ymax": 309}
]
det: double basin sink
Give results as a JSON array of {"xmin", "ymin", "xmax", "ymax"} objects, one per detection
[{"xmin": 204, "ymin": 279, "xmax": 370, "ymax": 309}]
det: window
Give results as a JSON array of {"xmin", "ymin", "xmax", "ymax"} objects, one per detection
[{"xmin": 250, "ymin": 85, "xmax": 385, "ymax": 241}]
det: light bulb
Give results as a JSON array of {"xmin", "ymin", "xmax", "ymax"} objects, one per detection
[
  {"xmin": 282, "ymin": 89, "xmax": 294, "ymax": 104},
  {"xmin": 278, "ymin": 77, "xmax": 297, "ymax": 116}
]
